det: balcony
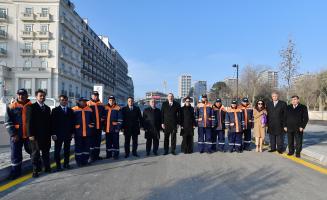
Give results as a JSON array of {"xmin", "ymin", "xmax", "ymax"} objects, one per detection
[
  {"xmin": 0, "ymin": 48, "xmax": 7, "ymax": 57},
  {"xmin": 37, "ymin": 13, "xmax": 51, "ymax": 21},
  {"xmin": 21, "ymin": 13, "xmax": 35, "ymax": 21},
  {"xmin": 36, "ymin": 49, "xmax": 50, "ymax": 57},
  {"xmin": 21, "ymin": 31, "xmax": 35, "ymax": 39},
  {"xmin": 21, "ymin": 49, "xmax": 34, "ymax": 57},
  {"xmin": 0, "ymin": 30, "xmax": 7, "ymax": 39},
  {"xmin": 0, "ymin": 13, "xmax": 7, "ymax": 22},
  {"xmin": 37, "ymin": 31, "xmax": 51, "ymax": 39}
]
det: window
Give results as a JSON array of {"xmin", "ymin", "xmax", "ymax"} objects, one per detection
[
  {"xmin": 40, "ymin": 42, "xmax": 48, "ymax": 50},
  {"xmin": 0, "ymin": 42, "xmax": 7, "ymax": 50},
  {"xmin": 40, "ymin": 24, "xmax": 48, "ymax": 32},
  {"xmin": 24, "ymin": 60, "xmax": 32, "ymax": 68},
  {"xmin": 37, "ymin": 79, "xmax": 47, "ymax": 91},
  {"xmin": 25, "ymin": 7, "xmax": 33, "ymax": 14},
  {"xmin": 0, "ymin": 8, "xmax": 7, "ymax": 18},
  {"xmin": 24, "ymin": 24, "xmax": 33, "ymax": 32},
  {"xmin": 41, "ymin": 8, "xmax": 49, "ymax": 15},
  {"xmin": 21, "ymin": 79, "xmax": 32, "ymax": 94},
  {"xmin": 24, "ymin": 42, "xmax": 32, "ymax": 49},
  {"xmin": 41, "ymin": 61, "xmax": 48, "ymax": 68}
]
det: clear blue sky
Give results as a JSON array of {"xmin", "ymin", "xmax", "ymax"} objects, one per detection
[{"xmin": 75, "ymin": 0, "xmax": 327, "ymax": 98}]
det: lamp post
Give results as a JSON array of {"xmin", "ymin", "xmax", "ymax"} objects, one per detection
[{"xmin": 232, "ymin": 64, "xmax": 239, "ymax": 100}]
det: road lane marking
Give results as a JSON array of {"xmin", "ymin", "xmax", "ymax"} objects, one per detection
[
  {"xmin": 277, "ymin": 152, "xmax": 327, "ymax": 175},
  {"xmin": 0, "ymin": 140, "xmax": 106, "ymax": 192}
]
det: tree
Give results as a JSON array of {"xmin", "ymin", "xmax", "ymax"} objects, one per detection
[
  {"xmin": 210, "ymin": 81, "xmax": 231, "ymax": 100},
  {"xmin": 239, "ymin": 65, "xmax": 268, "ymax": 103},
  {"xmin": 279, "ymin": 37, "xmax": 301, "ymax": 101},
  {"xmin": 317, "ymin": 71, "xmax": 327, "ymax": 111}
]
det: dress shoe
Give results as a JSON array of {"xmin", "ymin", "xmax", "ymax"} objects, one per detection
[
  {"xmin": 268, "ymin": 149, "xmax": 276, "ymax": 153},
  {"xmin": 163, "ymin": 152, "xmax": 169, "ymax": 155},
  {"xmin": 295, "ymin": 153, "xmax": 301, "ymax": 158},
  {"xmin": 287, "ymin": 152, "xmax": 294, "ymax": 156},
  {"xmin": 63, "ymin": 164, "xmax": 72, "ymax": 169},
  {"xmin": 132, "ymin": 153, "xmax": 139, "ymax": 157},
  {"xmin": 153, "ymin": 152, "xmax": 158, "ymax": 156},
  {"xmin": 32, "ymin": 172, "xmax": 39, "ymax": 178},
  {"xmin": 171, "ymin": 151, "xmax": 176, "ymax": 155},
  {"xmin": 125, "ymin": 154, "xmax": 129, "ymax": 158},
  {"xmin": 277, "ymin": 150, "xmax": 283, "ymax": 154},
  {"xmin": 146, "ymin": 152, "xmax": 150, "ymax": 156}
]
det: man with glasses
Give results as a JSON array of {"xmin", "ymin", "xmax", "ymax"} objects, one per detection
[{"xmin": 51, "ymin": 95, "xmax": 75, "ymax": 171}]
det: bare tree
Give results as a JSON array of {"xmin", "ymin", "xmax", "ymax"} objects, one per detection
[{"xmin": 279, "ymin": 37, "xmax": 301, "ymax": 101}]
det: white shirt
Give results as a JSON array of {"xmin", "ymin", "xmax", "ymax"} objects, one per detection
[{"xmin": 273, "ymin": 100, "xmax": 279, "ymax": 107}]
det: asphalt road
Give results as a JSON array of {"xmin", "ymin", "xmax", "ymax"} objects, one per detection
[{"xmin": 1, "ymin": 131, "xmax": 327, "ymax": 200}]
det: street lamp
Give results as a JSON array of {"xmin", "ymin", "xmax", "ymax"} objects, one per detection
[{"xmin": 232, "ymin": 64, "xmax": 239, "ymax": 100}]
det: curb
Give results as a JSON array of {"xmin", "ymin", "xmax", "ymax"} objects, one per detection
[{"xmin": 301, "ymin": 148, "xmax": 327, "ymax": 166}]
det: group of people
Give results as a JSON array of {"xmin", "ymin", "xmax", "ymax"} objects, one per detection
[{"xmin": 4, "ymin": 89, "xmax": 309, "ymax": 180}]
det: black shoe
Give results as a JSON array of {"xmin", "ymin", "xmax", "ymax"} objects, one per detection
[
  {"xmin": 125, "ymin": 154, "xmax": 129, "ymax": 158},
  {"xmin": 113, "ymin": 156, "xmax": 119, "ymax": 160},
  {"xmin": 200, "ymin": 151, "xmax": 204, "ymax": 154},
  {"xmin": 268, "ymin": 149, "xmax": 276, "ymax": 153},
  {"xmin": 287, "ymin": 152, "xmax": 294, "ymax": 156},
  {"xmin": 132, "ymin": 153, "xmax": 139, "ymax": 157},
  {"xmin": 63, "ymin": 164, "xmax": 71, "ymax": 169},
  {"xmin": 171, "ymin": 151, "xmax": 176, "ymax": 155},
  {"xmin": 295, "ymin": 153, "xmax": 301, "ymax": 158},
  {"xmin": 229, "ymin": 149, "xmax": 234, "ymax": 153},
  {"xmin": 44, "ymin": 168, "xmax": 51, "ymax": 173},
  {"xmin": 106, "ymin": 155, "xmax": 112, "ymax": 159},
  {"xmin": 153, "ymin": 152, "xmax": 158, "ymax": 156},
  {"xmin": 56, "ymin": 166, "xmax": 63, "ymax": 172},
  {"xmin": 32, "ymin": 172, "xmax": 39, "ymax": 178},
  {"xmin": 163, "ymin": 152, "xmax": 169, "ymax": 155},
  {"xmin": 277, "ymin": 150, "xmax": 283, "ymax": 154},
  {"xmin": 146, "ymin": 152, "xmax": 150, "ymax": 156},
  {"xmin": 97, "ymin": 156, "xmax": 104, "ymax": 160},
  {"xmin": 7, "ymin": 173, "xmax": 20, "ymax": 180}
]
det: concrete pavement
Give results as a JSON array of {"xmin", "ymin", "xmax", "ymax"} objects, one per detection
[{"xmin": 0, "ymin": 131, "xmax": 327, "ymax": 200}]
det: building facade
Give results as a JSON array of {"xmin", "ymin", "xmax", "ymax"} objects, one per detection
[
  {"xmin": 0, "ymin": 0, "xmax": 133, "ymax": 104},
  {"xmin": 178, "ymin": 74, "xmax": 191, "ymax": 98},
  {"xmin": 194, "ymin": 80, "xmax": 207, "ymax": 100},
  {"xmin": 259, "ymin": 70, "xmax": 278, "ymax": 89}
]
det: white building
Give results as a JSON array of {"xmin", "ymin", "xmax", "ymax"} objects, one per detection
[
  {"xmin": 0, "ymin": 0, "xmax": 133, "ymax": 104},
  {"xmin": 178, "ymin": 74, "xmax": 191, "ymax": 98}
]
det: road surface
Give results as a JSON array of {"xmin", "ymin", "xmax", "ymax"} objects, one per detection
[{"xmin": 1, "ymin": 131, "xmax": 326, "ymax": 200}]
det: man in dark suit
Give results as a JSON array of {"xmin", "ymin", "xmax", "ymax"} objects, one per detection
[
  {"xmin": 122, "ymin": 97, "xmax": 143, "ymax": 158},
  {"xmin": 143, "ymin": 99, "xmax": 161, "ymax": 156},
  {"xmin": 266, "ymin": 92, "xmax": 287, "ymax": 154},
  {"xmin": 51, "ymin": 95, "xmax": 75, "ymax": 171},
  {"xmin": 284, "ymin": 95, "xmax": 309, "ymax": 158},
  {"xmin": 161, "ymin": 93, "xmax": 180, "ymax": 155},
  {"xmin": 29, "ymin": 89, "xmax": 52, "ymax": 178}
]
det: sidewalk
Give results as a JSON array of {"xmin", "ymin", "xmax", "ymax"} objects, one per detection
[{"xmin": 301, "ymin": 123, "xmax": 327, "ymax": 166}]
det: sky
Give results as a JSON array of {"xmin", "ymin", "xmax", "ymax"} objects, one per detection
[{"xmin": 75, "ymin": 0, "xmax": 327, "ymax": 98}]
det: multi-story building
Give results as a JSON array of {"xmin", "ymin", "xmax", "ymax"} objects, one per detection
[
  {"xmin": 194, "ymin": 80, "xmax": 207, "ymax": 100},
  {"xmin": 145, "ymin": 91, "xmax": 167, "ymax": 107},
  {"xmin": 0, "ymin": 0, "xmax": 133, "ymax": 104},
  {"xmin": 178, "ymin": 74, "xmax": 191, "ymax": 98},
  {"xmin": 259, "ymin": 70, "xmax": 278, "ymax": 89}
]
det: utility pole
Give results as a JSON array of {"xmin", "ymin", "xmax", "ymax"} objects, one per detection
[{"xmin": 233, "ymin": 64, "xmax": 239, "ymax": 100}]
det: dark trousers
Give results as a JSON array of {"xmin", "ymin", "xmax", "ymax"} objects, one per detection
[
  {"xmin": 181, "ymin": 134, "xmax": 193, "ymax": 153},
  {"xmin": 228, "ymin": 132, "xmax": 242, "ymax": 152},
  {"xmin": 243, "ymin": 129, "xmax": 252, "ymax": 150},
  {"xmin": 54, "ymin": 138, "xmax": 71, "ymax": 168},
  {"xmin": 90, "ymin": 129, "xmax": 102, "ymax": 160},
  {"xmin": 124, "ymin": 134, "xmax": 138, "ymax": 155},
  {"xmin": 10, "ymin": 138, "xmax": 31, "ymax": 176},
  {"xmin": 146, "ymin": 137, "xmax": 159, "ymax": 154},
  {"xmin": 198, "ymin": 127, "xmax": 212, "ymax": 152},
  {"xmin": 74, "ymin": 136, "xmax": 90, "ymax": 166},
  {"xmin": 30, "ymin": 140, "xmax": 50, "ymax": 171},
  {"xmin": 106, "ymin": 132, "xmax": 119, "ymax": 158},
  {"xmin": 287, "ymin": 131, "xmax": 303, "ymax": 154},
  {"xmin": 269, "ymin": 133, "xmax": 285, "ymax": 152},
  {"xmin": 211, "ymin": 129, "xmax": 218, "ymax": 151},
  {"xmin": 164, "ymin": 128, "xmax": 177, "ymax": 153},
  {"xmin": 216, "ymin": 130, "xmax": 225, "ymax": 151}
]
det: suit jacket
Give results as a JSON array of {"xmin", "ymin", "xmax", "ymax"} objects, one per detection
[
  {"xmin": 51, "ymin": 106, "xmax": 75, "ymax": 140},
  {"xmin": 143, "ymin": 107, "xmax": 161, "ymax": 139},
  {"xmin": 161, "ymin": 100, "xmax": 180, "ymax": 130},
  {"xmin": 122, "ymin": 105, "xmax": 143, "ymax": 135},
  {"xmin": 180, "ymin": 105, "xmax": 196, "ymax": 135},
  {"xmin": 266, "ymin": 100, "xmax": 287, "ymax": 135},
  {"xmin": 285, "ymin": 104, "xmax": 309, "ymax": 132},
  {"xmin": 29, "ymin": 102, "xmax": 52, "ymax": 149}
]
